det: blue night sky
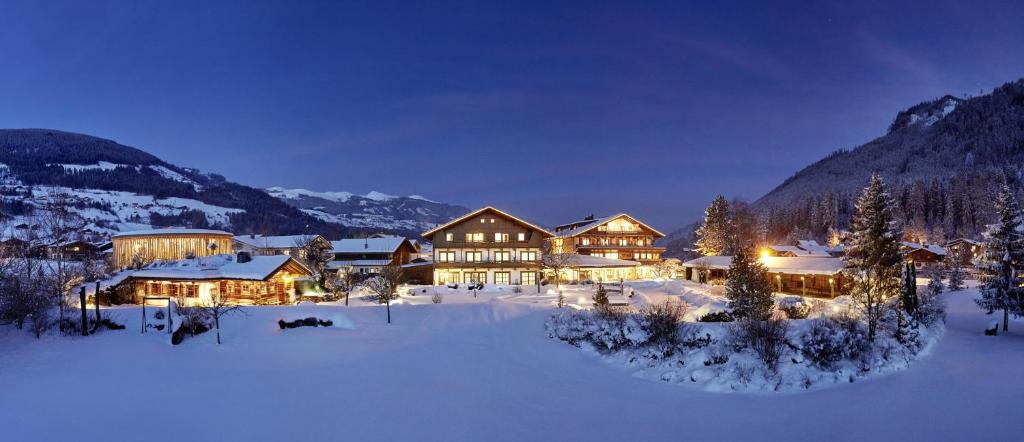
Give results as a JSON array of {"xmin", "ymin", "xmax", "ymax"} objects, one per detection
[{"xmin": 2, "ymin": 0, "xmax": 1022, "ymax": 231}]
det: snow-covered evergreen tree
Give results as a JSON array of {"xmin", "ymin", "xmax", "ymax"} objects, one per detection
[
  {"xmin": 724, "ymin": 245, "xmax": 775, "ymax": 321},
  {"xmin": 695, "ymin": 195, "xmax": 734, "ymax": 256},
  {"xmin": 975, "ymin": 184, "xmax": 1024, "ymax": 331},
  {"xmin": 946, "ymin": 251, "xmax": 966, "ymax": 292},
  {"xmin": 919, "ymin": 265, "xmax": 946, "ymax": 326},
  {"xmin": 845, "ymin": 174, "xmax": 904, "ymax": 341}
]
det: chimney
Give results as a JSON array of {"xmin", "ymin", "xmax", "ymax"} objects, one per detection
[
  {"xmin": 585, "ymin": 214, "xmax": 595, "ymax": 221},
  {"xmin": 236, "ymin": 251, "xmax": 252, "ymax": 263},
  {"xmin": 364, "ymin": 237, "xmax": 369, "ymax": 249}
]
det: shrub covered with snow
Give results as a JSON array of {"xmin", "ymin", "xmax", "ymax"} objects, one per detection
[{"xmin": 778, "ymin": 296, "xmax": 811, "ymax": 319}]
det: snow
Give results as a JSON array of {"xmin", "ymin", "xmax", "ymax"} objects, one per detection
[
  {"xmin": 132, "ymin": 254, "xmax": 294, "ymax": 280},
  {"xmin": 364, "ymin": 190, "xmax": 396, "ymax": 201},
  {"xmin": 234, "ymin": 234, "xmax": 315, "ymax": 249},
  {"xmin": 567, "ymin": 254, "xmax": 640, "ymax": 268},
  {"xmin": 54, "ymin": 161, "xmax": 127, "ymax": 171},
  {"xmin": 683, "ymin": 255, "xmax": 846, "ymax": 275},
  {"xmin": 331, "ymin": 237, "xmax": 408, "ymax": 254},
  {"xmin": 112, "ymin": 227, "xmax": 233, "ymax": 238},
  {"xmin": 265, "ymin": 186, "xmax": 355, "ymax": 202},
  {"xmin": 1, "ymin": 281, "xmax": 1021, "ymax": 440}
]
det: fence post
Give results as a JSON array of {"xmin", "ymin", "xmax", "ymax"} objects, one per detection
[{"xmin": 80, "ymin": 286, "xmax": 88, "ymax": 336}]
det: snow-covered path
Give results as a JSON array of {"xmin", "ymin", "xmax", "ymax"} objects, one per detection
[{"xmin": 1, "ymin": 289, "xmax": 1021, "ymax": 441}]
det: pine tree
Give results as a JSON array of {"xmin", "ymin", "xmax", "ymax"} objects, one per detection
[
  {"xmin": 846, "ymin": 174, "xmax": 904, "ymax": 341},
  {"xmin": 592, "ymin": 283, "xmax": 610, "ymax": 314},
  {"xmin": 919, "ymin": 265, "xmax": 946, "ymax": 326},
  {"xmin": 695, "ymin": 196, "xmax": 734, "ymax": 256},
  {"xmin": 724, "ymin": 245, "xmax": 775, "ymax": 321},
  {"xmin": 976, "ymin": 183, "xmax": 1024, "ymax": 331},
  {"xmin": 946, "ymin": 251, "xmax": 966, "ymax": 292}
]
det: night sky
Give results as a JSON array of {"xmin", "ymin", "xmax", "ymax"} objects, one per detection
[{"xmin": 2, "ymin": 1, "xmax": 1022, "ymax": 232}]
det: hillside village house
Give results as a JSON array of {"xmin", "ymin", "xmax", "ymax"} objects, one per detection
[
  {"xmin": 233, "ymin": 234, "xmax": 332, "ymax": 259},
  {"xmin": 422, "ymin": 206, "xmax": 551, "ymax": 285},
  {"xmin": 681, "ymin": 255, "xmax": 847, "ymax": 298},
  {"xmin": 111, "ymin": 228, "xmax": 234, "ymax": 269},
  {"xmin": 552, "ymin": 213, "xmax": 666, "ymax": 280},
  {"xmin": 901, "ymin": 242, "xmax": 947, "ymax": 267},
  {"xmin": 126, "ymin": 253, "xmax": 312, "ymax": 305},
  {"xmin": 46, "ymin": 239, "xmax": 100, "ymax": 261},
  {"xmin": 945, "ymin": 238, "xmax": 983, "ymax": 266},
  {"xmin": 328, "ymin": 236, "xmax": 419, "ymax": 275}
]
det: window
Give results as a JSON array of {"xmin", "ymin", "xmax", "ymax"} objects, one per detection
[
  {"xmin": 495, "ymin": 232, "xmax": 509, "ymax": 243},
  {"xmin": 619, "ymin": 238, "xmax": 628, "ymax": 246},
  {"xmin": 465, "ymin": 233, "xmax": 484, "ymax": 243},
  {"xmin": 519, "ymin": 251, "xmax": 537, "ymax": 261},
  {"xmin": 465, "ymin": 251, "xmax": 483, "ymax": 262},
  {"xmin": 581, "ymin": 238, "xmax": 591, "ymax": 246},
  {"xmin": 490, "ymin": 218, "xmax": 495, "ymax": 223},
  {"xmin": 437, "ymin": 251, "xmax": 456, "ymax": 262},
  {"xmin": 520, "ymin": 271, "xmax": 537, "ymax": 286},
  {"xmin": 465, "ymin": 272, "xmax": 486, "ymax": 284},
  {"xmin": 494, "ymin": 251, "xmax": 511, "ymax": 262},
  {"xmin": 637, "ymin": 239, "xmax": 645, "ymax": 246},
  {"xmin": 517, "ymin": 232, "xmax": 526, "ymax": 241},
  {"xmin": 495, "ymin": 272, "xmax": 511, "ymax": 285},
  {"xmin": 445, "ymin": 233, "xmax": 454, "ymax": 242}
]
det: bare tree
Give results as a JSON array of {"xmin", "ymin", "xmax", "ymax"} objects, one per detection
[
  {"xmin": 542, "ymin": 240, "xmax": 577, "ymax": 289},
  {"xmin": 37, "ymin": 191, "xmax": 87, "ymax": 334},
  {"xmin": 326, "ymin": 269, "xmax": 358, "ymax": 306},
  {"xmin": 364, "ymin": 264, "xmax": 403, "ymax": 324},
  {"xmin": 294, "ymin": 235, "xmax": 333, "ymax": 290},
  {"xmin": 198, "ymin": 292, "xmax": 244, "ymax": 344},
  {"xmin": 649, "ymin": 259, "xmax": 681, "ymax": 279}
]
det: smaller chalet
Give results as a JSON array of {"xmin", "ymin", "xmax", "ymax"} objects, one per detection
[
  {"xmin": 126, "ymin": 253, "xmax": 312, "ymax": 305},
  {"xmin": 901, "ymin": 242, "xmax": 946, "ymax": 266},
  {"xmin": 233, "ymin": 234, "xmax": 332, "ymax": 260},
  {"xmin": 945, "ymin": 238, "xmax": 983, "ymax": 266},
  {"xmin": 682, "ymin": 255, "xmax": 847, "ymax": 298},
  {"xmin": 46, "ymin": 240, "xmax": 101, "ymax": 261},
  {"xmin": 329, "ymin": 236, "xmax": 420, "ymax": 275}
]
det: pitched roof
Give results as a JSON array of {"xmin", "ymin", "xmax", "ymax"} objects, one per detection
[
  {"xmin": 331, "ymin": 237, "xmax": 411, "ymax": 254},
  {"xmin": 421, "ymin": 206, "xmax": 554, "ymax": 238},
  {"xmin": 234, "ymin": 234, "xmax": 326, "ymax": 249},
  {"xmin": 130, "ymin": 254, "xmax": 309, "ymax": 281},
  {"xmin": 554, "ymin": 213, "xmax": 665, "ymax": 238},
  {"xmin": 682, "ymin": 255, "xmax": 846, "ymax": 275},
  {"xmin": 112, "ymin": 228, "xmax": 232, "ymax": 238}
]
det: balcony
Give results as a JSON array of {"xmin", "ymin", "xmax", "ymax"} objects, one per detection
[
  {"xmin": 439, "ymin": 240, "xmax": 536, "ymax": 247},
  {"xmin": 434, "ymin": 258, "xmax": 542, "ymax": 268},
  {"xmin": 576, "ymin": 244, "xmax": 666, "ymax": 251}
]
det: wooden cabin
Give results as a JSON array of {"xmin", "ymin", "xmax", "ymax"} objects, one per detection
[
  {"xmin": 126, "ymin": 253, "xmax": 312, "ymax": 305},
  {"xmin": 112, "ymin": 228, "xmax": 234, "ymax": 269},
  {"xmin": 47, "ymin": 240, "xmax": 100, "ymax": 261},
  {"xmin": 681, "ymin": 255, "xmax": 848, "ymax": 298}
]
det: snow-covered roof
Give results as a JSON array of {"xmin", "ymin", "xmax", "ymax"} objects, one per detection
[
  {"xmin": 130, "ymin": 254, "xmax": 307, "ymax": 281},
  {"xmin": 112, "ymin": 228, "xmax": 232, "ymax": 238},
  {"xmin": 796, "ymin": 240, "xmax": 830, "ymax": 253},
  {"xmin": 682, "ymin": 255, "xmax": 846, "ymax": 275},
  {"xmin": 567, "ymin": 255, "xmax": 640, "ymax": 268},
  {"xmin": 421, "ymin": 206, "xmax": 554, "ymax": 238},
  {"xmin": 902, "ymin": 242, "xmax": 947, "ymax": 256},
  {"xmin": 554, "ymin": 213, "xmax": 665, "ymax": 238},
  {"xmin": 767, "ymin": 244, "xmax": 832, "ymax": 257},
  {"xmin": 234, "ymin": 234, "xmax": 323, "ymax": 249},
  {"xmin": 946, "ymin": 238, "xmax": 982, "ymax": 247},
  {"xmin": 331, "ymin": 237, "xmax": 412, "ymax": 254},
  {"xmin": 328, "ymin": 259, "xmax": 393, "ymax": 268}
]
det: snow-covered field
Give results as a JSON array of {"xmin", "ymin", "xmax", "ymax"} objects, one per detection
[{"xmin": 1, "ymin": 282, "xmax": 1021, "ymax": 441}]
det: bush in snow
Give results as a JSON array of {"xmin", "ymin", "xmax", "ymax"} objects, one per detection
[
  {"xmin": 546, "ymin": 309, "xmax": 663, "ymax": 353},
  {"xmin": 731, "ymin": 317, "xmax": 789, "ymax": 372},
  {"xmin": 697, "ymin": 311, "xmax": 733, "ymax": 323},
  {"xmin": 592, "ymin": 284, "xmax": 610, "ymax": 314},
  {"xmin": 798, "ymin": 316, "xmax": 871, "ymax": 371},
  {"xmin": 431, "ymin": 292, "xmax": 443, "ymax": 304},
  {"xmin": 917, "ymin": 279, "xmax": 946, "ymax": 327},
  {"xmin": 638, "ymin": 300, "xmax": 687, "ymax": 345},
  {"xmin": 778, "ymin": 297, "xmax": 811, "ymax": 319}
]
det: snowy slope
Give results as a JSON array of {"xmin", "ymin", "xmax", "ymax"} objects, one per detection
[
  {"xmin": 267, "ymin": 186, "xmax": 469, "ymax": 233},
  {"xmin": 0, "ymin": 284, "xmax": 1020, "ymax": 441}
]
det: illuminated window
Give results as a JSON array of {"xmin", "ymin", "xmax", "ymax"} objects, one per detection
[
  {"xmin": 437, "ymin": 251, "xmax": 455, "ymax": 262},
  {"xmin": 489, "ymin": 218, "xmax": 495, "ymax": 223},
  {"xmin": 581, "ymin": 238, "xmax": 591, "ymax": 245},
  {"xmin": 495, "ymin": 233, "xmax": 509, "ymax": 243},
  {"xmin": 494, "ymin": 251, "xmax": 511, "ymax": 262},
  {"xmin": 495, "ymin": 272, "xmax": 510, "ymax": 285},
  {"xmin": 517, "ymin": 232, "xmax": 526, "ymax": 241},
  {"xmin": 465, "ymin": 233, "xmax": 484, "ymax": 243},
  {"xmin": 520, "ymin": 251, "xmax": 537, "ymax": 261},
  {"xmin": 465, "ymin": 251, "xmax": 483, "ymax": 262},
  {"xmin": 619, "ymin": 239, "xmax": 628, "ymax": 246},
  {"xmin": 445, "ymin": 233, "xmax": 454, "ymax": 242},
  {"xmin": 520, "ymin": 272, "xmax": 537, "ymax": 285}
]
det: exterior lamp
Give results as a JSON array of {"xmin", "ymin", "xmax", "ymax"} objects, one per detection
[{"xmin": 760, "ymin": 248, "xmax": 770, "ymax": 259}]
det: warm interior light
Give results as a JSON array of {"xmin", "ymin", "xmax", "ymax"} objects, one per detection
[{"xmin": 760, "ymin": 248, "xmax": 770, "ymax": 259}]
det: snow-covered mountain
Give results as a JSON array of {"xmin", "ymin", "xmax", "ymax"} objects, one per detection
[
  {"xmin": 0, "ymin": 129, "xmax": 431, "ymax": 241},
  {"xmin": 266, "ymin": 186, "xmax": 469, "ymax": 233}
]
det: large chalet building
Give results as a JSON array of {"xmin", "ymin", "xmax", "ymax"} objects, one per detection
[
  {"xmin": 421, "ymin": 206, "xmax": 552, "ymax": 286},
  {"xmin": 552, "ymin": 213, "xmax": 666, "ymax": 279}
]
